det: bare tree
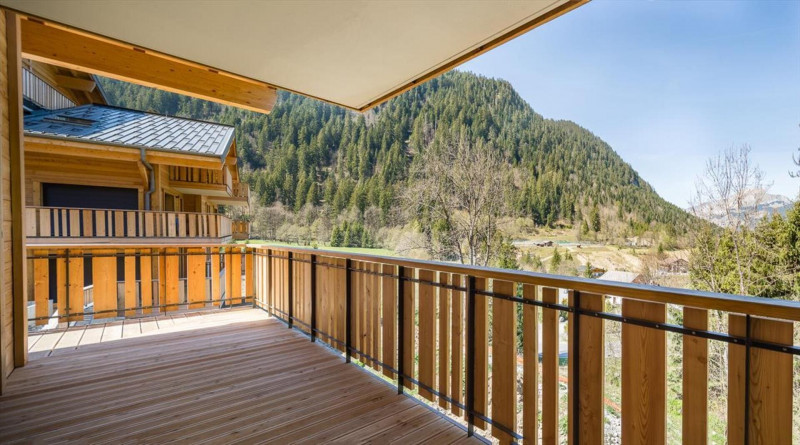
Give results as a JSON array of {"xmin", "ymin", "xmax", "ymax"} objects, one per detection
[
  {"xmin": 689, "ymin": 144, "xmax": 772, "ymax": 295},
  {"xmin": 791, "ymin": 123, "xmax": 800, "ymax": 178},
  {"xmin": 403, "ymin": 134, "xmax": 508, "ymax": 266}
]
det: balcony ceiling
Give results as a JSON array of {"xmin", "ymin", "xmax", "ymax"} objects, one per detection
[{"xmin": 0, "ymin": 0, "xmax": 584, "ymax": 111}]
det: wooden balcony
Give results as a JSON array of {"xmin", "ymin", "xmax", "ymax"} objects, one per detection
[
  {"xmin": 232, "ymin": 220, "xmax": 250, "ymax": 240},
  {"xmin": 10, "ymin": 244, "xmax": 800, "ymax": 443},
  {"xmin": 25, "ymin": 206, "xmax": 232, "ymax": 245},
  {"xmin": 168, "ymin": 166, "xmax": 249, "ymax": 206}
]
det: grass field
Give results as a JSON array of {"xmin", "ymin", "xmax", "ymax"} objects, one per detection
[{"xmin": 241, "ymin": 240, "xmax": 397, "ymax": 257}]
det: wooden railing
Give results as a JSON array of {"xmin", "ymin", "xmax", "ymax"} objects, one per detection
[
  {"xmin": 27, "ymin": 245, "xmax": 251, "ymax": 324},
  {"xmin": 26, "ymin": 207, "xmax": 232, "ymax": 244},
  {"xmin": 25, "ymin": 243, "xmax": 800, "ymax": 443},
  {"xmin": 251, "ymin": 245, "xmax": 800, "ymax": 445},
  {"xmin": 168, "ymin": 166, "xmax": 224, "ymax": 186},
  {"xmin": 231, "ymin": 220, "xmax": 250, "ymax": 240},
  {"xmin": 232, "ymin": 182, "xmax": 249, "ymax": 200}
]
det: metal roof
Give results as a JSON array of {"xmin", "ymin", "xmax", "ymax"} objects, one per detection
[{"xmin": 24, "ymin": 104, "xmax": 235, "ymax": 158}]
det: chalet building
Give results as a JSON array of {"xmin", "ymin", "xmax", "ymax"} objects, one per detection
[
  {"xmin": 1, "ymin": 3, "xmax": 798, "ymax": 445},
  {"xmin": 661, "ymin": 258, "xmax": 689, "ymax": 274},
  {"xmin": 22, "ymin": 60, "xmax": 248, "ymax": 245}
]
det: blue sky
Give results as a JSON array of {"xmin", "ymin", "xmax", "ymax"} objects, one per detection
[{"xmin": 460, "ymin": 0, "xmax": 800, "ymax": 207}]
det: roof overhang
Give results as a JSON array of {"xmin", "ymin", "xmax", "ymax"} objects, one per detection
[
  {"xmin": 0, "ymin": 0, "xmax": 587, "ymax": 113},
  {"xmin": 24, "ymin": 135, "xmax": 227, "ymax": 170}
]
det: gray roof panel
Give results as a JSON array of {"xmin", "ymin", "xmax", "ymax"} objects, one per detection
[{"xmin": 24, "ymin": 104, "xmax": 235, "ymax": 158}]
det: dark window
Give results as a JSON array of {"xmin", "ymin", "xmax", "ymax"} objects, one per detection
[{"xmin": 43, "ymin": 183, "xmax": 138, "ymax": 210}]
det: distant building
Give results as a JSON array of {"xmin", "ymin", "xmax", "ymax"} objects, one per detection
[
  {"xmin": 598, "ymin": 270, "xmax": 645, "ymax": 284},
  {"xmin": 660, "ymin": 258, "xmax": 689, "ymax": 274},
  {"xmin": 598, "ymin": 270, "xmax": 646, "ymax": 304}
]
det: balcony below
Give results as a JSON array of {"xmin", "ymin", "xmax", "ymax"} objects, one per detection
[
  {"xmin": 2, "ymin": 308, "xmax": 475, "ymax": 444},
  {"xmin": 26, "ymin": 206, "xmax": 232, "ymax": 245}
]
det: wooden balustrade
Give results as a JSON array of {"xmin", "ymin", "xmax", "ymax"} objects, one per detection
[
  {"xmin": 24, "ymin": 243, "xmax": 800, "ymax": 443},
  {"xmin": 26, "ymin": 245, "xmax": 251, "ymax": 324},
  {"xmin": 25, "ymin": 207, "xmax": 232, "ymax": 244},
  {"xmin": 231, "ymin": 220, "xmax": 250, "ymax": 240},
  {"xmin": 168, "ymin": 166, "xmax": 224, "ymax": 185},
  {"xmin": 252, "ymin": 245, "xmax": 800, "ymax": 445}
]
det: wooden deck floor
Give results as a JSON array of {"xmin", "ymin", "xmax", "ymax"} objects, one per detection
[{"xmin": 1, "ymin": 309, "xmax": 480, "ymax": 444}]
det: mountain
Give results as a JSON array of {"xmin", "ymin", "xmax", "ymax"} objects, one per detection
[
  {"xmin": 98, "ymin": 71, "xmax": 695, "ymax": 240},
  {"xmin": 690, "ymin": 189, "xmax": 795, "ymax": 228}
]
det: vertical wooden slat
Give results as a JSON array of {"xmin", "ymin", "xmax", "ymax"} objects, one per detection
[
  {"xmin": 245, "ymin": 250, "xmax": 254, "ymax": 300},
  {"xmin": 114, "ymin": 211, "xmax": 124, "ymax": 237},
  {"xmin": 33, "ymin": 250, "xmax": 48, "ymax": 325},
  {"xmin": 211, "ymin": 248, "xmax": 221, "ymax": 306},
  {"xmin": 144, "ymin": 212, "xmax": 154, "ymax": 237},
  {"xmin": 360, "ymin": 261, "xmax": 368, "ymax": 358},
  {"xmin": 371, "ymin": 262, "xmax": 380, "ymax": 371},
  {"xmin": 92, "ymin": 249, "xmax": 117, "ymax": 319},
  {"xmin": 522, "ymin": 284, "xmax": 538, "ymax": 445},
  {"xmin": 123, "ymin": 249, "xmax": 136, "ymax": 316},
  {"xmin": 541, "ymin": 286, "xmax": 559, "ymax": 445},
  {"xmin": 491, "ymin": 279, "xmax": 517, "ymax": 444},
  {"xmin": 126, "ymin": 212, "xmax": 135, "ymax": 237},
  {"xmin": 82, "ymin": 209, "xmax": 92, "ymax": 237},
  {"xmin": 682, "ymin": 307, "xmax": 708, "ymax": 444},
  {"xmin": 67, "ymin": 250, "xmax": 83, "ymax": 321},
  {"xmin": 360, "ymin": 261, "xmax": 369, "ymax": 359},
  {"xmin": 451, "ymin": 274, "xmax": 464, "ymax": 417},
  {"xmin": 621, "ymin": 299, "xmax": 666, "ymax": 445},
  {"xmin": 402, "ymin": 266, "xmax": 415, "ymax": 390},
  {"xmin": 728, "ymin": 315, "xmax": 793, "ymax": 444},
  {"xmin": 55, "ymin": 250, "xmax": 66, "ymax": 322},
  {"xmin": 474, "ymin": 277, "xmax": 489, "ymax": 430},
  {"xmin": 438, "ymin": 272, "xmax": 451, "ymax": 410},
  {"xmin": 95, "ymin": 210, "xmax": 106, "ymax": 237},
  {"xmin": 187, "ymin": 248, "xmax": 205, "ymax": 309},
  {"xmin": 381, "ymin": 263, "xmax": 396, "ymax": 379},
  {"xmin": 418, "ymin": 268, "xmax": 435, "ymax": 401},
  {"xmin": 157, "ymin": 249, "xmax": 166, "ymax": 313},
  {"xmin": 568, "ymin": 291, "xmax": 604, "ymax": 444},
  {"xmin": 140, "ymin": 250, "xmax": 152, "ymax": 314},
  {"xmin": 225, "ymin": 250, "xmax": 233, "ymax": 306},
  {"xmin": 69, "ymin": 209, "xmax": 80, "ymax": 237},
  {"xmin": 39, "ymin": 207, "xmax": 50, "ymax": 237},
  {"xmin": 164, "ymin": 248, "xmax": 179, "ymax": 312},
  {"xmin": 228, "ymin": 250, "xmax": 241, "ymax": 305}
]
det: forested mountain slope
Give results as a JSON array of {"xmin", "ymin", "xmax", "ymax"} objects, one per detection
[{"xmin": 99, "ymin": 71, "xmax": 693, "ymax": 241}]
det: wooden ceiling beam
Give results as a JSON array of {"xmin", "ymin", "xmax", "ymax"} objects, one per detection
[
  {"xmin": 19, "ymin": 17, "xmax": 277, "ymax": 114},
  {"xmin": 53, "ymin": 73, "xmax": 96, "ymax": 92}
]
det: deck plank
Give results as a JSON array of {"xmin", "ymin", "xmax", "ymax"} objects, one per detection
[{"xmin": 2, "ymin": 309, "xmax": 481, "ymax": 444}]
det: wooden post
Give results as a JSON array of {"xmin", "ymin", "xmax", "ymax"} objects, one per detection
[{"xmin": 5, "ymin": 10, "xmax": 28, "ymax": 374}]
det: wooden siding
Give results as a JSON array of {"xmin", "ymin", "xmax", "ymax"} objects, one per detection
[
  {"xmin": 0, "ymin": 10, "xmax": 12, "ymax": 391},
  {"xmin": 2, "ymin": 309, "xmax": 476, "ymax": 443}
]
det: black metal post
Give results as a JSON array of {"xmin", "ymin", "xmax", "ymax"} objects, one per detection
[
  {"xmin": 310, "ymin": 254, "xmax": 317, "ymax": 342},
  {"xmin": 396, "ymin": 265, "xmax": 405, "ymax": 394},
  {"xmin": 744, "ymin": 314, "xmax": 751, "ymax": 445},
  {"xmin": 345, "ymin": 258, "xmax": 352, "ymax": 363},
  {"xmin": 465, "ymin": 275, "xmax": 476, "ymax": 437},
  {"xmin": 287, "ymin": 251, "xmax": 293, "ymax": 329},
  {"xmin": 572, "ymin": 290, "xmax": 581, "ymax": 444}
]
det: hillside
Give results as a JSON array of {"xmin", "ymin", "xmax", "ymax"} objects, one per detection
[{"xmin": 99, "ymin": 71, "xmax": 694, "ymax": 244}]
